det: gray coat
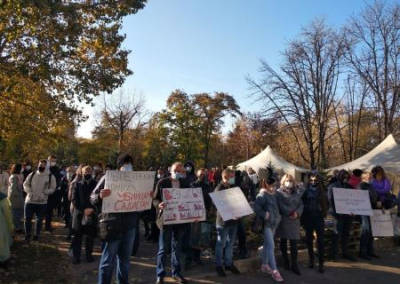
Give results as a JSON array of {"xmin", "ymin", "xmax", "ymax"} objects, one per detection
[
  {"xmin": 8, "ymin": 175, "xmax": 24, "ymax": 209},
  {"xmin": 275, "ymin": 187, "xmax": 304, "ymax": 240},
  {"xmin": 254, "ymin": 189, "xmax": 281, "ymax": 228}
]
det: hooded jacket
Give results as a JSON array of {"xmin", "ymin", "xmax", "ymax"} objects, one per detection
[{"xmin": 23, "ymin": 165, "xmax": 56, "ymax": 205}]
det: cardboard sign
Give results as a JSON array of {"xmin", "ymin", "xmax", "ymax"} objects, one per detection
[
  {"xmin": 371, "ymin": 210, "xmax": 394, "ymax": 237},
  {"xmin": 162, "ymin": 188, "xmax": 206, "ymax": 225},
  {"xmin": 209, "ymin": 187, "xmax": 254, "ymax": 221},
  {"xmin": 333, "ymin": 187, "xmax": 373, "ymax": 216},
  {"xmin": 102, "ymin": 171, "xmax": 156, "ymax": 213}
]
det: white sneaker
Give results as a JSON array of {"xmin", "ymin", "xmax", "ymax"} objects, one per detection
[
  {"xmin": 261, "ymin": 264, "xmax": 272, "ymax": 274},
  {"xmin": 271, "ymin": 270, "xmax": 284, "ymax": 283}
]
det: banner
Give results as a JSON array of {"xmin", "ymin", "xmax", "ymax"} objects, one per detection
[
  {"xmin": 102, "ymin": 171, "xmax": 156, "ymax": 213},
  {"xmin": 162, "ymin": 188, "xmax": 206, "ymax": 225},
  {"xmin": 333, "ymin": 187, "xmax": 373, "ymax": 216},
  {"xmin": 371, "ymin": 210, "xmax": 394, "ymax": 237},
  {"xmin": 209, "ymin": 187, "xmax": 254, "ymax": 221}
]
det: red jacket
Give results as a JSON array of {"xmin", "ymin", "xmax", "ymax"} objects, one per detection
[{"xmin": 348, "ymin": 175, "xmax": 361, "ymax": 189}]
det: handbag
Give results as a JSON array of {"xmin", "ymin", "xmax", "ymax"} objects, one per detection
[
  {"xmin": 78, "ymin": 183, "xmax": 97, "ymax": 227},
  {"xmin": 383, "ymin": 191, "xmax": 397, "ymax": 210}
]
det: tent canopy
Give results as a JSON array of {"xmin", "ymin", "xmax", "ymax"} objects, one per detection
[
  {"xmin": 327, "ymin": 134, "xmax": 400, "ymax": 189},
  {"xmin": 236, "ymin": 146, "xmax": 308, "ymax": 182}
]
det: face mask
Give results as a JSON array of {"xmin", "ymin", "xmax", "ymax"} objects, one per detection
[
  {"xmin": 25, "ymin": 166, "xmax": 31, "ymax": 171},
  {"xmin": 171, "ymin": 172, "xmax": 179, "ymax": 180},
  {"xmin": 228, "ymin": 177, "xmax": 235, "ymax": 185},
  {"xmin": 84, "ymin": 174, "xmax": 92, "ymax": 181},
  {"xmin": 50, "ymin": 162, "xmax": 56, "ymax": 167},
  {"xmin": 94, "ymin": 166, "xmax": 100, "ymax": 171},
  {"xmin": 120, "ymin": 164, "xmax": 133, "ymax": 172},
  {"xmin": 185, "ymin": 166, "xmax": 192, "ymax": 173},
  {"xmin": 38, "ymin": 167, "xmax": 45, "ymax": 173},
  {"xmin": 284, "ymin": 181, "xmax": 293, "ymax": 188}
]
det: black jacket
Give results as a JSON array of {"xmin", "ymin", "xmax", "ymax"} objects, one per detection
[
  {"xmin": 152, "ymin": 177, "xmax": 190, "ymax": 229},
  {"xmin": 191, "ymin": 179, "xmax": 211, "ymax": 211},
  {"xmin": 71, "ymin": 178, "xmax": 97, "ymax": 232},
  {"xmin": 90, "ymin": 175, "xmax": 139, "ymax": 233}
]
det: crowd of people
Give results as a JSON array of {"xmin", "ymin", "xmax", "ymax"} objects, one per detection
[{"xmin": 0, "ymin": 154, "xmax": 399, "ymax": 284}]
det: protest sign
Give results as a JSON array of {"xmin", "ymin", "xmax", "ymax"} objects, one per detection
[
  {"xmin": 333, "ymin": 187, "xmax": 373, "ymax": 216},
  {"xmin": 209, "ymin": 187, "xmax": 254, "ymax": 221},
  {"xmin": 102, "ymin": 171, "xmax": 156, "ymax": 213},
  {"xmin": 162, "ymin": 188, "xmax": 206, "ymax": 225},
  {"xmin": 371, "ymin": 209, "xmax": 394, "ymax": 237}
]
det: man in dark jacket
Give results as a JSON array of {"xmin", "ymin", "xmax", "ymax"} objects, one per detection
[
  {"xmin": 90, "ymin": 153, "xmax": 141, "ymax": 284},
  {"xmin": 327, "ymin": 169, "xmax": 357, "ymax": 262},
  {"xmin": 153, "ymin": 162, "xmax": 190, "ymax": 284}
]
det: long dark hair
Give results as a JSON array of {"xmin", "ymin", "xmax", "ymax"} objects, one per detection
[
  {"xmin": 10, "ymin": 163, "xmax": 22, "ymax": 175},
  {"xmin": 372, "ymin": 166, "xmax": 386, "ymax": 180}
]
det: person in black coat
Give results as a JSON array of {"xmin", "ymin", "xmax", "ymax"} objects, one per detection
[
  {"xmin": 45, "ymin": 155, "xmax": 62, "ymax": 231},
  {"xmin": 153, "ymin": 162, "xmax": 190, "ymax": 284},
  {"xmin": 71, "ymin": 166, "xmax": 97, "ymax": 264}
]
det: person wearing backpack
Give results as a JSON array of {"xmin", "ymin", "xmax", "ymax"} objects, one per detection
[
  {"xmin": 23, "ymin": 160, "xmax": 56, "ymax": 241},
  {"xmin": 71, "ymin": 166, "xmax": 97, "ymax": 264}
]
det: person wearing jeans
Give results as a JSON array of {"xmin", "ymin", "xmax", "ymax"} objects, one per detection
[
  {"xmin": 23, "ymin": 160, "xmax": 56, "ymax": 241},
  {"xmin": 153, "ymin": 162, "xmax": 190, "ymax": 284},
  {"xmin": 90, "ymin": 153, "xmax": 142, "ymax": 284},
  {"xmin": 254, "ymin": 175, "xmax": 284, "ymax": 283},
  {"xmin": 214, "ymin": 169, "xmax": 240, "ymax": 277}
]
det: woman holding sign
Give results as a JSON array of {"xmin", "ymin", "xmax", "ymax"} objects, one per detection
[{"xmin": 276, "ymin": 174, "xmax": 304, "ymax": 276}]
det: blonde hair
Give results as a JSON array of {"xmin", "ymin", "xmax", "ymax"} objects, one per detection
[
  {"xmin": 280, "ymin": 173, "xmax": 295, "ymax": 187},
  {"xmin": 361, "ymin": 171, "xmax": 371, "ymax": 181},
  {"xmin": 82, "ymin": 166, "xmax": 93, "ymax": 174}
]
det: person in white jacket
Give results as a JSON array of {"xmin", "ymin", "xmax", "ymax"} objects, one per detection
[{"xmin": 23, "ymin": 160, "xmax": 56, "ymax": 241}]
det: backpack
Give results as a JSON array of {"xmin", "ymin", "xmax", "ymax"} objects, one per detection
[{"xmin": 29, "ymin": 171, "xmax": 53, "ymax": 189}]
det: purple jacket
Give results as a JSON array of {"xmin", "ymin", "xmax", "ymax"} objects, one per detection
[{"xmin": 372, "ymin": 178, "xmax": 391, "ymax": 202}]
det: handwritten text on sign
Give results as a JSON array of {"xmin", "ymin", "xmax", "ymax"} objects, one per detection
[
  {"xmin": 102, "ymin": 171, "xmax": 156, "ymax": 213},
  {"xmin": 162, "ymin": 188, "xmax": 206, "ymax": 225},
  {"xmin": 209, "ymin": 187, "xmax": 254, "ymax": 221},
  {"xmin": 370, "ymin": 210, "xmax": 394, "ymax": 237},
  {"xmin": 333, "ymin": 187, "xmax": 372, "ymax": 216}
]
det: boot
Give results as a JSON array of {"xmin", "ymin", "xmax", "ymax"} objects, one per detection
[
  {"xmin": 290, "ymin": 243, "xmax": 301, "ymax": 275},
  {"xmin": 308, "ymin": 249, "xmax": 314, "ymax": 269},
  {"xmin": 318, "ymin": 258, "xmax": 324, "ymax": 273},
  {"xmin": 281, "ymin": 249, "xmax": 290, "ymax": 270}
]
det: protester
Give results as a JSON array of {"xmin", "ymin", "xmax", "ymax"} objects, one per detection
[
  {"xmin": 0, "ymin": 165, "xmax": 9, "ymax": 197},
  {"xmin": 276, "ymin": 174, "xmax": 303, "ymax": 275},
  {"xmin": 208, "ymin": 167, "xmax": 215, "ymax": 190},
  {"xmin": 8, "ymin": 164, "xmax": 25, "ymax": 233},
  {"xmin": 328, "ymin": 169, "xmax": 357, "ymax": 261},
  {"xmin": 254, "ymin": 177, "xmax": 284, "ymax": 283},
  {"xmin": 93, "ymin": 163, "xmax": 104, "ymax": 182},
  {"xmin": 23, "ymin": 160, "xmax": 56, "ymax": 241},
  {"xmin": 22, "ymin": 160, "xmax": 33, "ymax": 182},
  {"xmin": 214, "ymin": 169, "xmax": 241, "ymax": 277},
  {"xmin": 358, "ymin": 171, "xmax": 380, "ymax": 260},
  {"xmin": 349, "ymin": 169, "xmax": 363, "ymax": 189},
  {"xmin": 235, "ymin": 170, "xmax": 250, "ymax": 259},
  {"xmin": 371, "ymin": 166, "xmax": 392, "ymax": 208},
  {"xmin": 328, "ymin": 169, "xmax": 339, "ymax": 185},
  {"xmin": 153, "ymin": 162, "xmax": 190, "ymax": 284},
  {"xmin": 302, "ymin": 173, "xmax": 328, "ymax": 273},
  {"xmin": 60, "ymin": 167, "xmax": 72, "ymax": 229},
  {"xmin": 184, "ymin": 161, "xmax": 196, "ymax": 184},
  {"xmin": 91, "ymin": 154, "xmax": 140, "ymax": 284},
  {"xmin": 71, "ymin": 166, "xmax": 97, "ymax": 264},
  {"xmin": 247, "ymin": 167, "xmax": 259, "ymax": 191},
  {"xmin": 45, "ymin": 155, "xmax": 62, "ymax": 232},
  {"xmin": 189, "ymin": 168, "xmax": 211, "ymax": 266},
  {"xmin": 0, "ymin": 187, "xmax": 13, "ymax": 269}
]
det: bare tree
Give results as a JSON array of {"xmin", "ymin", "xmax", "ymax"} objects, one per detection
[
  {"xmin": 100, "ymin": 89, "xmax": 145, "ymax": 152},
  {"xmin": 343, "ymin": 1, "xmax": 400, "ymax": 140},
  {"xmin": 248, "ymin": 19, "xmax": 345, "ymax": 169}
]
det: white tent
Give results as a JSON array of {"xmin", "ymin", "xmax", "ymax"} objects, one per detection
[
  {"xmin": 236, "ymin": 146, "xmax": 309, "ymax": 182},
  {"xmin": 327, "ymin": 134, "xmax": 400, "ymax": 189}
]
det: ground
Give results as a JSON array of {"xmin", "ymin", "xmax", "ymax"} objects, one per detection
[{"xmin": 1, "ymin": 218, "xmax": 400, "ymax": 284}]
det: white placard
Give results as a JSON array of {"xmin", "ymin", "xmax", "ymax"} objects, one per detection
[
  {"xmin": 209, "ymin": 187, "xmax": 254, "ymax": 221},
  {"xmin": 333, "ymin": 187, "xmax": 373, "ymax": 216},
  {"xmin": 102, "ymin": 171, "xmax": 156, "ymax": 213},
  {"xmin": 371, "ymin": 210, "xmax": 394, "ymax": 237},
  {"xmin": 162, "ymin": 188, "xmax": 206, "ymax": 225}
]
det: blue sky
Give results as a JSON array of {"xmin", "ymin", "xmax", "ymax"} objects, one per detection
[{"xmin": 77, "ymin": 0, "xmax": 391, "ymax": 138}]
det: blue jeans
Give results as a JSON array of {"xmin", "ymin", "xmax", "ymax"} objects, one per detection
[
  {"xmin": 156, "ymin": 224, "xmax": 185, "ymax": 277},
  {"xmin": 360, "ymin": 216, "xmax": 374, "ymax": 256},
  {"xmin": 215, "ymin": 224, "xmax": 238, "ymax": 267},
  {"xmin": 24, "ymin": 203, "xmax": 46, "ymax": 236},
  {"xmin": 12, "ymin": 207, "xmax": 23, "ymax": 230},
  {"xmin": 98, "ymin": 227, "xmax": 136, "ymax": 284},
  {"xmin": 262, "ymin": 226, "xmax": 277, "ymax": 270}
]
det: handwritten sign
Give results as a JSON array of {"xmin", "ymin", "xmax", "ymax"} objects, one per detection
[
  {"xmin": 102, "ymin": 171, "xmax": 156, "ymax": 213},
  {"xmin": 162, "ymin": 188, "xmax": 206, "ymax": 225},
  {"xmin": 333, "ymin": 188, "xmax": 372, "ymax": 216},
  {"xmin": 209, "ymin": 187, "xmax": 254, "ymax": 221},
  {"xmin": 370, "ymin": 210, "xmax": 394, "ymax": 237}
]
